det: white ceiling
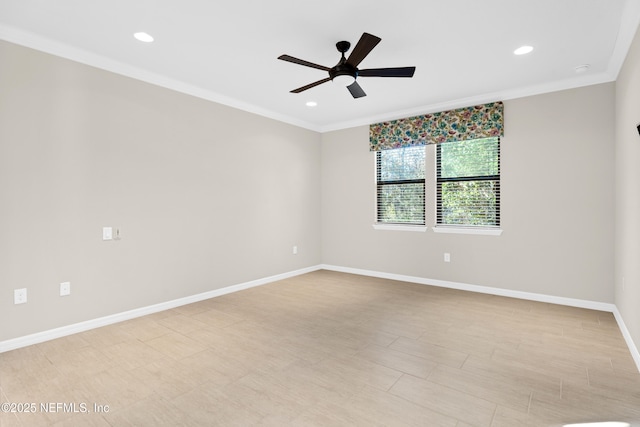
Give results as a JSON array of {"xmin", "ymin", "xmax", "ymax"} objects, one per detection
[{"xmin": 1, "ymin": 0, "xmax": 639, "ymax": 132}]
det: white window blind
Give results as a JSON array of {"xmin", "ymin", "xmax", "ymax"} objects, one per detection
[
  {"xmin": 436, "ymin": 137, "xmax": 500, "ymax": 227},
  {"xmin": 376, "ymin": 146, "xmax": 425, "ymax": 225}
]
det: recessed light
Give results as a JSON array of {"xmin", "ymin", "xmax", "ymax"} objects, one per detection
[
  {"xmin": 514, "ymin": 45, "xmax": 533, "ymax": 55},
  {"xmin": 306, "ymin": 101, "xmax": 318, "ymax": 107},
  {"xmin": 574, "ymin": 64, "xmax": 590, "ymax": 73},
  {"xmin": 134, "ymin": 32, "xmax": 154, "ymax": 43}
]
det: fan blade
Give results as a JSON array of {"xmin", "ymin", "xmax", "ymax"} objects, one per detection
[
  {"xmin": 346, "ymin": 32, "xmax": 381, "ymax": 67},
  {"xmin": 358, "ymin": 66, "xmax": 416, "ymax": 78},
  {"xmin": 278, "ymin": 55, "xmax": 330, "ymax": 71},
  {"xmin": 290, "ymin": 77, "xmax": 331, "ymax": 93},
  {"xmin": 347, "ymin": 81, "xmax": 366, "ymax": 98}
]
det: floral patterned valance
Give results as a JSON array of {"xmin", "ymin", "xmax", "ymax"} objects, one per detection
[{"xmin": 369, "ymin": 102, "xmax": 504, "ymax": 151}]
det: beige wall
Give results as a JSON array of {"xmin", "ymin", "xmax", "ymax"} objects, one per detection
[
  {"xmin": 0, "ymin": 41, "xmax": 322, "ymax": 341},
  {"xmin": 615, "ymin": 26, "xmax": 640, "ymax": 352},
  {"xmin": 321, "ymin": 83, "xmax": 615, "ymax": 303}
]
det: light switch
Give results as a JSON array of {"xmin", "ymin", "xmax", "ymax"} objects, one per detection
[
  {"xmin": 60, "ymin": 282, "xmax": 71, "ymax": 296},
  {"xmin": 103, "ymin": 227, "xmax": 113, "ymax": 240}
]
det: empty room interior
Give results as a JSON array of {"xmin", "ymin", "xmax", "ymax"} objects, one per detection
[{"xmin": 2, "ymin": 1, "xmax": 640, "ymax": 426}]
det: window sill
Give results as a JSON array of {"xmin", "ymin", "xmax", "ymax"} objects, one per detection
[
  {"xmin": 432, "ymin": 226, "xmax": 503, "ymax": 236},
  {"xmin": 373, "ymin": 224, "xmax": 428, "ymax": 232}
]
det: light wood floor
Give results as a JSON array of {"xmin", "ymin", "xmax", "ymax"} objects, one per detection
[{"xmin": 1, "ymin": 270, "xmax": 640, "ymax": 426}]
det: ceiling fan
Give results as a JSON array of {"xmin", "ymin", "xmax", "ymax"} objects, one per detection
[{"xmin": 278, "ymin": 32, "xmax": 416, "ymax": 99}]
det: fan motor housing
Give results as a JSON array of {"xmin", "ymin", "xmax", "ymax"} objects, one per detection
[{"xmin": 329, "ymin": 62, "xmax": 358, "ymax": 81}]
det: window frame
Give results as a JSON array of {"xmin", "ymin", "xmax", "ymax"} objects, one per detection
[
  {"xmin": 435, "ymin": 137, "xmax": 501, "ymax": 232},
  {"xmin": 375, "ymin": 146, "xmax": 426, "ymax": 227},
  {"xmin": 372, "ymin": 139, "xmax": 502, "ymax": 235}
]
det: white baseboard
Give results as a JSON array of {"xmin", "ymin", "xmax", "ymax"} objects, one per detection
[
  {"xmin": 612, "ymin": 306, "xmax": 640, "ymax": 373},
  {"xmin": 321, "ymin": 264, "xmax": 640, "ymax": 373},
  {"xmin": 321, "ymin": 264, "xmax": 615, "ymax": 310},
  {"xmin": 0, "ymin": 265, "xmax": 321, "ymax": 353}
]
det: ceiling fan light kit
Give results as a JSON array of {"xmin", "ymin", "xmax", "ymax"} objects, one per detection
[
  {"xmin": 278, "ymin": 32, "xmax": 416, "ymax": 99},
  {"xmin": 332, "ymin": 74, "xmax": 356, "ymax": 86}
]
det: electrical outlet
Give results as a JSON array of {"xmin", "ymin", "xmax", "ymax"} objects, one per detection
[
  {"xmin": 444, "ymin": 253, "xmax": 451, "ymax": 263},
  {"xmin": 14, "ymin": 288, "xmax": 27, "ymax": 304},
  {"xmin": 60, "ymin": 282, "xmax": 71, "ymax": 296}
]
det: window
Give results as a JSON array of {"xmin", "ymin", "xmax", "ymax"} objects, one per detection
[
  {"xmin": 436, "ymin": 137, "xmax": 500, "ymax": 228},
  {"xmin": 376, "ymin": 146, "xmax": 425, "ymax": 225}
]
